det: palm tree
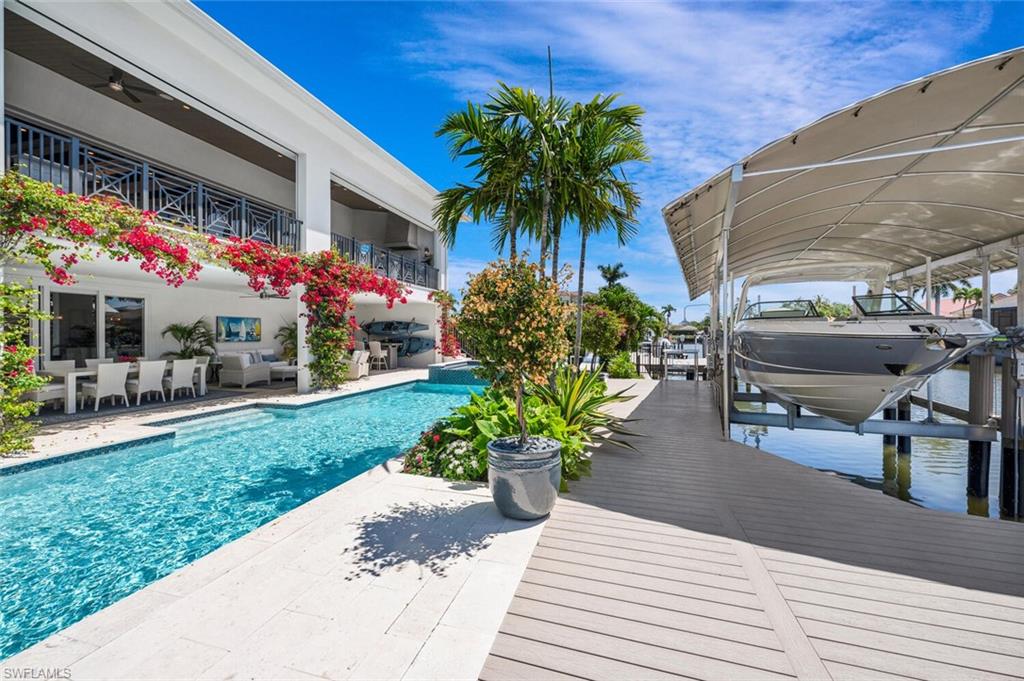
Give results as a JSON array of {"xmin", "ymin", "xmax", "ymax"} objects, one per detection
[
  {"xmin": 568, "ymin": 95, "xmax": 649, "ymax": 367},
  {"xmin": 914, "ymin": 278, "xmax": 969, "ymax": 314},
  {"xmin": 275, "ymin": 321, "xmax": 298, "ymax": 362},
  {"xmin": 661, "ymin": 304, "xmax": 676, "ymax": 325},
  {"xmin": 487, "ymin": 84, "xmax": 571, "ymax": 273},
  {"xmin": 161, "ymin": 318, "xmax": 216, "ymax": 359},
  {"xmin": 598, "ymin": 262, "xmax": 629, "ymax": 287},
  {"xmin": 434, "ymin": 101, "xmax": 533, "ymax": 257},
  {"xmin": 952, "ymin": 285, "xmax": 983, "ymax": 317}
]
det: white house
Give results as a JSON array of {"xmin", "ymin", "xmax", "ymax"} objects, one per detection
[{"xmin": 0, "ymin": 0, "xmax": 446, "ymax": 392}]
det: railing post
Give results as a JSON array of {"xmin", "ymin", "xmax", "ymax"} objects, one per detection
[
  {"xmin": 70, "ymin": 136, "xmax": 82, "ymax": 195},
  {"xmin": 196, "ymin": 182, "xmax": 205, "ymax": 234},
  {"xmin": 239, "ymin": 196, "xmax": 248, "ymax": 240},
  {"xmin": 141, "ymin": 161, "xmax": 150, "ymax": 211}
]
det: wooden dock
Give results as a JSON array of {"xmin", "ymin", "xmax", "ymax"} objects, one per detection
[{"xmin": 480, "ymin": 381, "xmax": 1024, "ymax": 680}]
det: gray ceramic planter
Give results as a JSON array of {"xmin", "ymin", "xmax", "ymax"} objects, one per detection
[{"xmin": 487, "ymin": 436, "xmax": 561, "ymax": 520}]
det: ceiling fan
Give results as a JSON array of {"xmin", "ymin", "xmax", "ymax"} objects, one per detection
[
  {"xmin": 74, "ymin": 64, "xmax": 165, "ymax": 104},
  {"xmin": 240, "ymin": 290, "xmax": 289, "ymax": 301}
]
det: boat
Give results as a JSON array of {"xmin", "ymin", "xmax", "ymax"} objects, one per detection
[
  {"xmin": 361, "ymin": 320, "xmax": 428, "ymax": 337},
  {"xmin": 732, "ymin": 266, "xmax": 997, "ymax": 425}
]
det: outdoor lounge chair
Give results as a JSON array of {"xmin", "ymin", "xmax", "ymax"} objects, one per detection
[
  {"xmin": 126, "ymin": 360, "xmax": 167, "ymax": 405},
  {"xmin": 163, "ymin": 358, "xmax": 197, "ymax": 400},
  {"xmin": 23, "ymin": 381, "xmax": 65, "ymax": 412},
  {"xmin": 80, "ymin": 362, "xmax": 131, "ymax": 411},
  {"xmin": 219, "ymin": 354, "xmax": 271, "ymax": 388}
]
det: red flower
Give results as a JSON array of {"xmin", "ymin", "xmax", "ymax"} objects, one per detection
[{"xmin": 432, "ymin": 434, "xmax": 441, "ymax": 444}]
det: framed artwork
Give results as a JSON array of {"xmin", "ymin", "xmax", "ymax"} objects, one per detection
[{"xmin": 216, "ymin": 316, "xmax": 262, "ymax": 343}]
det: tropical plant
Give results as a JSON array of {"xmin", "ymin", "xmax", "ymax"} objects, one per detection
[
  {"xmin": 578, "ymin": 304, "xmax": 625, "ymax": 370},
  {"xmin": 593, "ymin": 284, "xmax": 663, "ymax": 352},
  {"xmin": 530, "ymin": 367, "xmax": 638, "ymax": 453},
  {"xmin": 811, "ymin": 295, "xmax": 852, "ymax": 320},
  {"xmin": 456, "ymin": 258, "xmax": 571, "ymax": 445},
  {"xmin": 569, "ymin": 96, "xmax": 649, "ymax": 368},
  {"xmin": 1, "ymin": 283, "xmax": 49, "ymax": 455},
  {"xmin": 160, "ymin": 318, "xmax": 216, "ymax": 359},
  {"xmin": 598, "ymin": 262, "xmax": 628, "ymax": 286},
  {"xmin": 434, "ymin": 99, "xmax": 533, "ymax": 256},
  {"xmin": 485, "ymin": 84, "xmax": 571, "ymax": 274},
  {"xmin": 275, "ymin": 321, "xmax": 298, "ymax": 362},
  {"xmin": 661, "ymin": 304, "xmax": 676, "ymax": 325},
  {"xmin": 402, "ymin": 388, "xmax": 586, "ymax": 486},
  {"xmin": 607, "ymin": 351, "xmax": 639, "ymax": 379},
  {"xmin": 953, "ymin": 285, "xmax": 983, "ymax": 317}
]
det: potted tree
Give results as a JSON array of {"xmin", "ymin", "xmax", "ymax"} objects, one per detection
[{"xmin": 457, "ymin": 258, "xmax": 571, "ymax": 519}]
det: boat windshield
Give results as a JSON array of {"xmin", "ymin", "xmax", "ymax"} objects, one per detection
[
  {"xmin": 853, "ymin": 294, "xmax": 929, "ymax": 316},
  {"xmin": 741, "ymin": 300, "xmax": 821, "ymax": 320}
]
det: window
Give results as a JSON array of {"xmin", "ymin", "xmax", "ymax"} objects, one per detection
[
  {"xmin": 105, "ymin": 296, "xmax": 145, "ymax": 359},
  {"xmin": 741, "ymin": 300, "xmax": 821, "ymax": 320},
  {"xmin": 853, "ymin": 294, "xmax": 928, "ymax": 317},
  {"xmin": 50, "ymin": 292, "xmax": 96, "ymax": 366}
]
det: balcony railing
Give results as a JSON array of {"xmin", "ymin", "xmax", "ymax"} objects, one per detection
[
  {"xmin": 331, "ymin": 233, "xmax": 439, "ymax": 290},
  {"xmin": 5, "ymin": 116, "xmax": 301, "ymax": 250}
]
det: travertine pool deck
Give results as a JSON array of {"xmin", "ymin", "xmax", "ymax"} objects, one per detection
[{"xmin": 481, "ymin": 380, "xmax": 1024, "ymax": 680}]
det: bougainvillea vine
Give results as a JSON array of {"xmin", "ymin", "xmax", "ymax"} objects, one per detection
[{"xmin": 429, "ymin": 289, "xmax": 460, "ymax": 358}]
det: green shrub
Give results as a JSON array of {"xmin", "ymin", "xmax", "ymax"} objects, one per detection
[{"xmin": 607, "ymin": 351, "xmax": 639, "ymax": 379}]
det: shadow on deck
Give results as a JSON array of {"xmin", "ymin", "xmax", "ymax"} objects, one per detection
[{"xmin": 482, "ymin": 381, "xmax": 1024, "ymax": 681}]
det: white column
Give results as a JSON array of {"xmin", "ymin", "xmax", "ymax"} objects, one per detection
[{"xmin": 294, "ymin": 152, "xmax": 333, "ymax": 393}]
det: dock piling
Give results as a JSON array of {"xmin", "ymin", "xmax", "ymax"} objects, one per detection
[{"xmin": 967, "ymin": 353, "xmax": 994, "ymax": 498}]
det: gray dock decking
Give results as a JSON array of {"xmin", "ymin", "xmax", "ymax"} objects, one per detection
[{"xmin": 481, "ymin": 381, "xmax": 1024, "ymax": 681}]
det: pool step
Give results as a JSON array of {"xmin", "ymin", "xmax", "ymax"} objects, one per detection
[{"xmin": 170, "ymin": 409, "xmax": 280, "ymax": 445}]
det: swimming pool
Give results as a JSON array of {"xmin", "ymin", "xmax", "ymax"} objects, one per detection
[{"xmin": 0, "ymin": 381, "xmax": 473, "ymax": 660}]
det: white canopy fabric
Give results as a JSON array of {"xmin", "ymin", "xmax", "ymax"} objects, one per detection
[{"xmin": 663, "ymin": 47, "xmax": 1024, "ymax": 300}]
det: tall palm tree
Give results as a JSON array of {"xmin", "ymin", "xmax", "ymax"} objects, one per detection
[
  {"xmin": 434, "ymin": 101, "xmax": 533, "ymax": 258},
  {"xmin": 567, "ymin": 95, "xmax": 649, "ymax": 367},
  {"xmin": 661, "ymin": 304, "xmax": 676, "ymax": 325},
  {"xmin": 598, "ymin": 262, "xmax": 629, "ymax": 287},
  {"xmin": 952, "ymin": 285, "xmax": 983, "ymax": 317},
  {"xmin": 487, "ymin": 84, "xmax": 570, "ymax": 273},
  {"xmin": 914, "ymin": 278, "xmax": 969, "ymax": 314}
]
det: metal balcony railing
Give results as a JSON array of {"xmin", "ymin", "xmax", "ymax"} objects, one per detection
[
  {"xmin": 331, "ymin": 233, "xmax": 439, "ymax": 289},
  {"xmin": 5, "ymin": 116, "xmax": 302, "ymax": 250}
]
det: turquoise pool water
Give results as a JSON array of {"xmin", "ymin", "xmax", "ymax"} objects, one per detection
[{"xmin": 0, "ymin": 381, "xmax": 472, "ymax": 660}]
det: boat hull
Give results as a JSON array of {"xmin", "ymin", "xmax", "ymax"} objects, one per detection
[{"xmin": 733, "ymin": 317, "xmax": 995, "ymax": 424}]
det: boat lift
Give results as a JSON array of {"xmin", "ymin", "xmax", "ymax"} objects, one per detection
[{"xmin": 663, "ymin": 46, "xmax": 1024, "ymax": 517}]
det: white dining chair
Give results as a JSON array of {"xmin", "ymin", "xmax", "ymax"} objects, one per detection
[
  {"xmin": 79, "ymin": 362, "xmax": 131, "ymax": 411},
  {"xmin": 85, "ymin": 358, "xmax": 114, "ymax": 369},
  {"xmin": 368, "ymin": 341, "xmax": 389, "ymax": 371},
  {"xmin": 126, "ymin": 360, "xmax": 167, "ymax": 406},
  {"xmin": 43, "ymin": 359, "xmax": 77, "ymax": 381},
  {"xmin": 163, "ymin": 358, "xmax": 197, "ymax": 400}
]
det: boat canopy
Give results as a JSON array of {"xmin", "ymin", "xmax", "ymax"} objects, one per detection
[{"xmin": 663, "ymin": 47, "xmax": 1024, "ymax": 300}]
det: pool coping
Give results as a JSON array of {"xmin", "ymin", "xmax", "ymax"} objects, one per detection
[{"xmin": 0, "ymin": 372, "xmax": 430, "ymax": 476}]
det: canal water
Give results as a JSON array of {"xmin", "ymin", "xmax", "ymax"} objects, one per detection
[{"xmin": 726, "ymin": 365, "xmax": 1019, "ymax": 521}]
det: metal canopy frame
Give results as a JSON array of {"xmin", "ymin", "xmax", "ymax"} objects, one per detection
[{"xmin": 663, "ymin": 46, "xmax": 1024, "ymax": 301}]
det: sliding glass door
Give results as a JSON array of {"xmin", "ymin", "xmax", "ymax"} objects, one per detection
[{"xmin": 104, "ymin": 296, "xmax": 145, "ymax": 359}]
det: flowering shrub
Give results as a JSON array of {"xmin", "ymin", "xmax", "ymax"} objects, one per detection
[
  {"xmin": 0, "ymin": 172, "xmax": 202, "ymax": 287},
  {"xmin": 429, "ymin": 289, "xmax": 459, "ymax": 358},
  {"xmin": 457, "ymin": 258, "xmax": 571, "ymax": 444},
  {"xmin": 0, "ymin": 283, "xmax": 49, "ymax": 454}
]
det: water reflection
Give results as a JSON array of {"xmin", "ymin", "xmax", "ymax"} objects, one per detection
[{"xmin": 727, "ymin": 367, "xmax": 1019, "ymax": 521}]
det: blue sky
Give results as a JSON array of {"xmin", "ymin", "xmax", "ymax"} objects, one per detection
[{"xmin": 199, "ymin": 1, "xmax": 1024, "ymax": 314}]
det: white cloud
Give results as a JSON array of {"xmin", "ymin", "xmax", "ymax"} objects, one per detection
[{"xmin": 407, "ymin": 1, "xmax": 994, "ymax": 306}]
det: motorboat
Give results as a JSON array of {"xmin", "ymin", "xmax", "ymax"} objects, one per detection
[{"xmin": 732, "ymin": 266, "xmax": 997, "ymax": 425}]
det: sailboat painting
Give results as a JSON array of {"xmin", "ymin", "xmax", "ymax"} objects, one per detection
[{"xmin": 217, "ymin": 316, "xmax": 262, "ymax": 343}]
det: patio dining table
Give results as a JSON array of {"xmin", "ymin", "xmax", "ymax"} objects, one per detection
[{"xmin": 40, "ymin": 361, "xmax": 208, "ymax": 415}]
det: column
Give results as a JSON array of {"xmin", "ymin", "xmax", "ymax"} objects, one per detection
[{"xmin": 294, "ymin": 152, "xmax": 332, "ymax": 393}]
